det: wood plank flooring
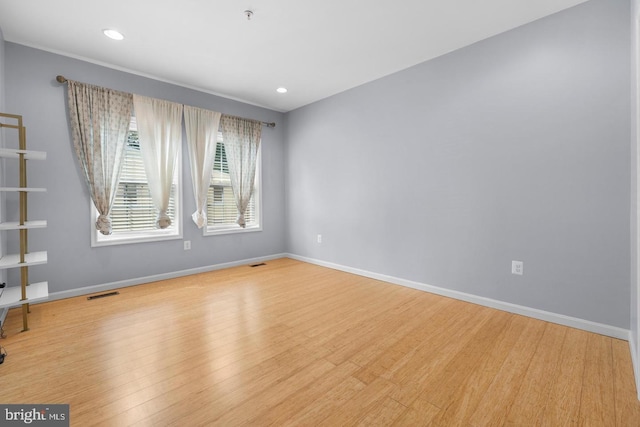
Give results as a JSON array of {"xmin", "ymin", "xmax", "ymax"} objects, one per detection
[{"xmin": 1, "ymin": 258, "xmax": 639, "ymax": 426}]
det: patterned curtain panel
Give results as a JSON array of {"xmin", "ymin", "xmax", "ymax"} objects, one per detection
[
  {"xmin": 184, "ymin": 105, "xmax": 222, "ymax": 228},
  {"xmin": 219, "ymin": 115, "xmax": 261, "ymax": 228},
  {"xmin": 67, "ymin": 80, "xmax": 133, "ymax": 235},
  {"xmin": 132, "ymin": 94, "xmax": 183, "ymax": 229}
]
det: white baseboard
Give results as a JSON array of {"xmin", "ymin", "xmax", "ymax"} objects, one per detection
[
  {"xmin": 630, "ymin": 335, "xmax": 640, "ymax": 400},
  {"xmin": 44, "ymin": 253, "xmax": 287, "ymax": 303},
  {"xmin": 286, "ymin": 253, "xmax": 630, "ymax": 340},
  {"xmin": 23, "ymin": 251, "xmax": 638, "ymax": 397},
  {"xmin": 29, "ymin": 251, "xmax": 631, "ymax": 341}
]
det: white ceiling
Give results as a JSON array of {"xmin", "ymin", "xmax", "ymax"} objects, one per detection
[{"xmin": 0, "ymin": 0, "xmax": 589, "ymax": 112}]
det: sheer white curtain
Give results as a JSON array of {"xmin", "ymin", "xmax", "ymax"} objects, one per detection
[
  {"xmin": 184, "ymin": 106, "xmax": 221, "ymax": 228},
  {"xmin": 67, "ymin": 80, "xmax": 133, "ymax": 235},
  {"xmin": 132, "ymin": 95, "xmax": 183, "ymax": 228},
  {"xmin": 219, "ymin": 115, "xmax": 261, "ymax": 228}
]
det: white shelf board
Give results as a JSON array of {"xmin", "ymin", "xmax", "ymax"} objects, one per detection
[
  {"xmin": 0, "ymin": 282, "xmax": 49, "ymax": 309},
  {"xmin": 0, "ymin": 251, "xmax": 48, "ymax": 269},
  {"xmin": 0, "ymin": 187, "xmax": 46, "ymax": 192},
  {"xmin": 0, "ymin": 148, "xmax": 46, "ymax": 160},
  {"xmin": 0, "ymin": 220, "xmax": 47, "ymax": 230}
]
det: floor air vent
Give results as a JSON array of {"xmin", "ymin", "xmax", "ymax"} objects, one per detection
[
  {"xmin": 250, "ymin": 263, "xmax": 267, "ymax": 268},
  {"xmin": 87, "ymin": 291, "xmax": 120, "ymax": 300}
]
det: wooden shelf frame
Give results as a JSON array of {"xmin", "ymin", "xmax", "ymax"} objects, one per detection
[{"xmin": 0, "ymin": 112, "xmax": 48, "ymax": 332}]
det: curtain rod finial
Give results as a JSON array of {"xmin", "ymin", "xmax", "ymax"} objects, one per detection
[{"xmin": 56, "ymin": 75, "xmax": 67, "ymax": 83}]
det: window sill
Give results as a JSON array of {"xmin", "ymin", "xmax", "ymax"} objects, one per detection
[
  {"xmin": 92, "ymin": 229, "xmax": 183, "ymax": 247},
  {"xmin": 203, "ymin": 224, "xmax": 262, "ymax": 237}
]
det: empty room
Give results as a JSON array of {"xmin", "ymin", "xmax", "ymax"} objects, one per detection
[{"xmin": 1, "ymin": 0, "xmax": 640, "ymax": 425}]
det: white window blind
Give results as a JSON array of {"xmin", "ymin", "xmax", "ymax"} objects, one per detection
[
  {"xmin": 92, "ymin": 117, "xmax": 182, "ymax": 247},
  {"xmin": 110, "ymin": 130, "xmax": 176, "ymax": 232}
]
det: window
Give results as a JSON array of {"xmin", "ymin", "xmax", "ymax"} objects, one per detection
[
  {"xmin": 204, "ymin": 137, "xmax": 261, "ymax": 235},
  {"xmin": 91, "ymin": 119, "xmax": 182, "ymax": 246}
]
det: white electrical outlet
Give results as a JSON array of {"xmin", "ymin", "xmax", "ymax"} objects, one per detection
[
  {"xmin": 184, "ymin": 240, "xmax": 191, "ymax": 250},
  {"xmin": 317, "ymin": 234, "xmax": 322, "ymax": 244},
  {"xmin": 512, "ymin": 260, "xmax": 523, "ymax": 275}
]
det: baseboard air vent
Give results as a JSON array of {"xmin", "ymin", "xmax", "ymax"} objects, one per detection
[{"xmin": 87, "ymin": 291, "xmax": 120, "ymax": 300}]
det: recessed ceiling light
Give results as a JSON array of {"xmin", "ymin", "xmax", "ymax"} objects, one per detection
[
  {"xmin": 276, "ymin": 87, "xmax": 288, "ymax": 94},
  {"xmin": 103, "ymin": 29, "xmax": 124, "ymax": 41}
]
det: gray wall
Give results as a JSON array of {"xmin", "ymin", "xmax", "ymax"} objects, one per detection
[
  {"xmin": 632, "ymin": 0, "xmax": 639, "ymax": 384},
  {"xmin": 285, "ymin": 0, "xmax": 631, "ymax": 328},
  {"xmin": 1, "ymin": 0, "xmax": 634, "ymax": 331},
  {"xmin": 3, "ymin": 44, "xmax": 286, "ymax": 293},
  {"xmin": 0, "ymin": 27, "xmax": 4, "ymax": 111}
]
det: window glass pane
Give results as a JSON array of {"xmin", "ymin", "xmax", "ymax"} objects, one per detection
[
  {"xmin": 110, "ymin": 131, "xmax": 176, "ymax": 232},
  {"xmin": 207, "ymin": 141, "xmax": 257, "ymax": 229},
  {"xmin": 92, "ymin": 119, "xmax": 181, "ymax": 246}
]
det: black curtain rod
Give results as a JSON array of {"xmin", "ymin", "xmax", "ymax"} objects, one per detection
[{"xmin": 55, "ymin": 75, "xmax": 276, "ymax": 128}]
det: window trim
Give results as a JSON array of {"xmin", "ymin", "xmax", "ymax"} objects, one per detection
[
  {"xmin": 203, "ymin": 146, "xmax": 262, "ymax": 236},
  {"xmin": 90, "ymin": 130, "xmax": 183, "ymax": 247},
  {"xmin": 90, "ymin": 218, "xmax": 183, "ymax": 247}
]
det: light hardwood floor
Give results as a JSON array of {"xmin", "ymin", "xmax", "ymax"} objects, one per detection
[{"xmin": 1, "ymin": 258, "xmax": 639, "ymax": 426}]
